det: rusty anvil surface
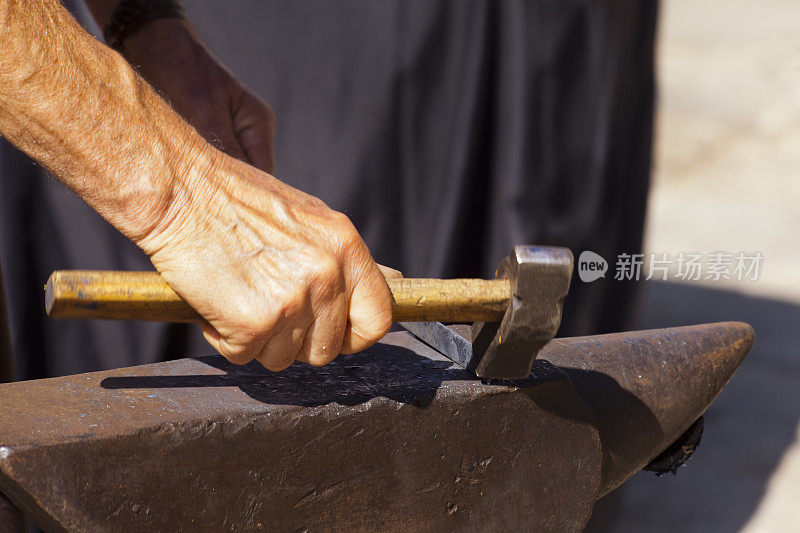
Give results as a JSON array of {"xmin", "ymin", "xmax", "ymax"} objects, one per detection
[{"xmin": 0, "ymin": 323, "xmax": 754, "ymax": 532}]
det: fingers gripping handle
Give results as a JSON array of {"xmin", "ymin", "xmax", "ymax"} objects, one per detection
[{"xmin": 45, "ymin": 271, "xmax": 510, "ymax": 324}]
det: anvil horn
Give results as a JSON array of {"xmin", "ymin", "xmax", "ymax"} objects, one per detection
[
  {"xmin": 541, "ymin": 321, "xmax": 755, "ymax": 496},
  {"xmin": 0, "ymin": 322, "xmax": 753, "ymax": 532}
]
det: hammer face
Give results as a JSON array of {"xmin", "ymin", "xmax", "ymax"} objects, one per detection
[{"xmin": 472, "ymin": 246, "xmax": 573, "ymax": 379}]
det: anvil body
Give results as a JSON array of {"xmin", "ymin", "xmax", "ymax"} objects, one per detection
[{"xmin": 0, "ymin": 323, "xmax": 753, "ymax": 532}]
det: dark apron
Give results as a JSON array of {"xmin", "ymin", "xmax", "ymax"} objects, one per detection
[{"xmin": 0, "ymin": 0, "xmax": 657, "ymax": 379}]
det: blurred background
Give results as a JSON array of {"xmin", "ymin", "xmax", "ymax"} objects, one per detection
[{"xmin": 592, "ymin": 1, "xmax": 800, "ymax": 531}]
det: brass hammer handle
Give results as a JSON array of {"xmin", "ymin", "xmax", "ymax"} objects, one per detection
[{"xmin": 45, "ymin": 270, "xmax": 510, "ymax": 323}]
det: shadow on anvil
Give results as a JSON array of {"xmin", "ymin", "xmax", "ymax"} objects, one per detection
[
  {"xmin": 101, "ymin": 343, "xmax": 472, "ymax": 408},
  {"xmin": 100, "ymin": 343, "xmax": 656, "ymax": 419}
]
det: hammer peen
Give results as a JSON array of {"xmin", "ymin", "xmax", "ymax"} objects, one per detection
[{"xmin": 45, "ymin": 245, "xmax": 574, "ymax": 379}]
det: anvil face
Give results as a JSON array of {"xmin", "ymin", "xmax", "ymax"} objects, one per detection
[{"xmin": 0, "ymin": 323, "xmax": 753, "ymax": 532}]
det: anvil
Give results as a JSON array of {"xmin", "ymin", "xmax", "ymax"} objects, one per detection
[{"xmin": 0, "ymin": 322, "xmax": 753, "ymax": 531}]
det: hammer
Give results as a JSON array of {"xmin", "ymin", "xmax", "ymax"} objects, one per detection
[{"xmin": 45, "ymin": 245, "xmax": 573, "ymax": 379}]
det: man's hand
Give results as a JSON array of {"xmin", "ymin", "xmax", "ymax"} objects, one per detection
[
  {"xmin": 122, "ymin": 19, "xmax": 276, "ymax": 172},
  {"xmin": 138, "ymin": 147, "xmax": 393, "ymax": 370}
]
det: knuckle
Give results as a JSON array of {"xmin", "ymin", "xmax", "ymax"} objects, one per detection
[
  {"xmin": 238, "ymin": 313, "xmax": 279, "ymax": 337},
  {"xmin": 225, "ymin": 352, "xmax": 253, "ymax": 366},
  {"xmin": 307, "ymin": 255, "xmax": 344, "ymax": 295},
  {"xmin": 224, "ymin": 299, "xmax": 278, "ymax": 336},
  {"xmin": 255, "ymin": 329, "xmax": 304, "ymax": 373},
  {"xmin": 305, "ymin": 318, "xmax": 347, "ymax": 367},
  {"xmin": 219, "ymin": 340, "xmax": 259, "ymax": 365},
  {"xmin": 328, "ymin": 212, "xmax": 360, "ymax": 246},
  {"xmin": 330, "ymin": 211, "xmax": 354, "ymax": 230},
  {"xmin": 276, "ymin": 291, "xmax": 307, "ymax": 320},
  {"xmin": 337, "ymin": 215, "xmax": 360, "ymax": 240},
  {"xmin": 259, "ymin": 355, "xmax": 294, "ymax": 372},
  {"xmin": 329, "ymin": 216, "xmax": 372, "ymax": 268},
  {"xmin": 306, "ymin": 350, "xmax": 338, "ymax": 367},
  {"xmin": 315, "ymin": 254, "xmax": 342, "ymax": 279}
]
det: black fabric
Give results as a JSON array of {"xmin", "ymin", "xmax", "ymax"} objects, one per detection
[
  {"xmin": 0, "ymin": 265, "xmax": 12, "ymax": 383},
  {"xmin": 0, "ymin": 0, "xmax": 657, "ymax": 379}
]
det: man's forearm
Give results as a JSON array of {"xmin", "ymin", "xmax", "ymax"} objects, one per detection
[{"xmin": 0, "ymin": 0, "xmax": 209, "ymax": 243}]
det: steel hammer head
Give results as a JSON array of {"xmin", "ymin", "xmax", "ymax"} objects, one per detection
[{"xmin": 471, "ymin": 245, "xmax": 573, "ymax": 379}]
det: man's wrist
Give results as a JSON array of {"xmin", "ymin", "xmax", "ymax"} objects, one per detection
[{"xmin": 127, "ymin": 109, "xmax": 220, "ymax": 253}]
